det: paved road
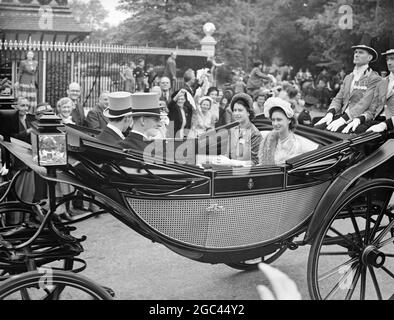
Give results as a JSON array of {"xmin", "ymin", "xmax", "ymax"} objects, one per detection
[{"xmin": 73, "ymin": 213, "xmax": 312, "ymax": 300}]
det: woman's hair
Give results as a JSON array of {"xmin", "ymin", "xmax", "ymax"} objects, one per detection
[
  {"xmin": 253, "ymin": 60, "xmax": 263, "ymax": 68},
  {"xmin": 199, "ymin": 97, "xmax": 212, "ymax": 109},
  {"xmin": 56, "ymin": 97, "xmax": 74, "ymax": 114},
  {"xmin": 269, "ymin": 106, "xmax": 297, "ymax": 131},
  {"xmin": 230, "ymin": 94, "xmax": 255, "ymax": 121},
  {"xmin": 286, "ymin": 86, "xmax": 299, "ymax": 100},
  {"xmin": 207, "ymin": 86, "xmax": 219, "ymax": 96}
]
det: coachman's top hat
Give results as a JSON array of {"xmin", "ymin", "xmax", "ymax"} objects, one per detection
[
  {"xmin": 382, "ymin": 49, "xmax": 394, "ymax": 57},
  {"xmin": 130, "ymin": 92, "xmax": 161, "ymax": 117},
  {"xmin": 351, "ymin": 45, "xmax": 378, "ymax": 63},
  {"xmin": 103, "ymin": 91, "xmax": 133, "ymax": 118}
]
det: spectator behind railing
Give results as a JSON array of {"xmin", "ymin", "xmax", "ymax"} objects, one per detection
[
  {"xmin": 190, "ymin": 96, "xmax": 216, "ymax": 138},
  {"xmin": 86, "ymin": 91, "xmax": 110, "ymax": 131}
]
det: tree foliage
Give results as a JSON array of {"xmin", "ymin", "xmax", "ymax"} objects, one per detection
[{"xmin": 113, "ymin": 0, "xmax": 393, "ymax": 71}]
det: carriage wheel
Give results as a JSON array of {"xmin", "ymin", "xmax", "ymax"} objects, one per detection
[
  {"xmin": 308, "ymin": 179, "xmax": 394, "ymax": 300},
  {"xmin": 0, "ymin": 270, "xmax": 113, "ymax": 300},
  {"xmin": 225, "ymin": 245, "xmax": 288, "ymax": 271}
]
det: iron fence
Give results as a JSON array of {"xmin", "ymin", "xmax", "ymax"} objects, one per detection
[{"xmin": 0, "ymin": 40, "xmax": 208, "ymax": 111}]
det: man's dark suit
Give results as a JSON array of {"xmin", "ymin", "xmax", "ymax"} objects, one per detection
[
  {"xmin": 86, "ymin": 104, "xmax": 108, "ymax": 130},
  {"xmin": 118, "ymin": 131, "xmax": 151, "ymax": 153},
  {"xmin": 71, "ymin": 101, "xmax": 86, "ymax": 127},
  {"xmin": 97, "ymin": 126, "xmax": 123, "ymax": 145}
]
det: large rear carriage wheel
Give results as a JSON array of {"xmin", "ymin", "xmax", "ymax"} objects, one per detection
[{"xmin": 308, "ymin": 179, "xmax": 394, "ymax": 300}]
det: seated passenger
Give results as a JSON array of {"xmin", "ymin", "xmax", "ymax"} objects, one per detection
[
  {"xmin": 211, "ymin": 93, "xmax": 262, "ymax": 166},
  {"xmin": 259, "ymin": 97, "xmax": 317, "ymax": 165},
  {"xmin": 119, "ymin": 92, "xmax": 162, "ymax": 153},
  {"xmin": 97, "ymin": 92, "xmax": 133, "ymax": 144}
]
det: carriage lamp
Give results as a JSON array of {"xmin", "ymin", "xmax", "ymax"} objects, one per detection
[{"xmin": 30, "ymin": 112, "xmax": 68, "ymax": 167}]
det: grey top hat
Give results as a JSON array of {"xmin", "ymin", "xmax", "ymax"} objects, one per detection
[{"xmin": 103, "ymin": 91, "xmax": 133, "ymax": 118}]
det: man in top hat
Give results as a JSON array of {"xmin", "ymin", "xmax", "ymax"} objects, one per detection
[
  {"xmin": 97, "ymin": 91, "xmax": 133, "ymax": 144},
  {"xmin": 314, "ymin": 45, "xmax": 381, "ymax": 132},
  {"xmin": 119, "ymin": 92, "xmax": 162, "ymax": 152},
  {"xmin": 342, "ymin": 49, "xmax": 394, "ymax": 133}
]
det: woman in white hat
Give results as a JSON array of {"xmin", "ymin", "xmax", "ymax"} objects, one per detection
[{"xmin": 259, "ymin": 97, "xmax": 317, "ymax": 165}]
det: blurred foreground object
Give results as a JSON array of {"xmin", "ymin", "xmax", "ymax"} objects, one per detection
[{"xmin": 257, "ymin": 263, "xmax": 301, "ymax": 300}]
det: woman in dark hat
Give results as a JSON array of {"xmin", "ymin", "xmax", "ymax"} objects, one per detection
[{"xmin": 212, "ymin": 93, "xmax": 262, "ymax": 166}]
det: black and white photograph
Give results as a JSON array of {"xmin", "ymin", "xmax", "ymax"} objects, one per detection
[{"xmin": 0, "ymin": 0, "xmax": 394, "ymax": 307}]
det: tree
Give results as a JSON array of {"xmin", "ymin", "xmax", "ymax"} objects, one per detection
[{"xmin": 70, "ymin": 0, "xmax": 109, "ymax": 31}]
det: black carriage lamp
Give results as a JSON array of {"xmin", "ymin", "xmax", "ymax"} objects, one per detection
[{"xmin": 30, "ymin": 111, "xmax": 68, "ymax": 174}]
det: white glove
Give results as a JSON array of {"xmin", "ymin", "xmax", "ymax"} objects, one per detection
[
  {"xmin": 367, "ymin": 122, "xmax": 387, "ymax": 133},
  {"xmin": 327, "ymin": 117, "xmax": 347, "ymax": 132},
  {"xmin": 257, "ymin": 263, "xmax": 302, "ymax": 300},
  {"xmin": 314, "ymin": 113, "xmax": 333, "ymax": 127},
  {"xmin": 342, "ymin": 118, "xmax": 361, "ymax": 134}
]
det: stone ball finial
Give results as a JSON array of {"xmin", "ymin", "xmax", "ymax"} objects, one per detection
[{"xmin": 203, "ymin": 22, "xmax": 216, "ymax": 36}]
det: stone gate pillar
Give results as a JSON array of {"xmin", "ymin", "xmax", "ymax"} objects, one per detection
[{"xmin": 200, "ymin": 22, "xmax": 217, "ymax": 57}]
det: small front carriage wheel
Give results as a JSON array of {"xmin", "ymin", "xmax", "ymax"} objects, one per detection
[
  {"xmin": 0, "ymin": 270, "xmax": 113, "ymax": 300},
  {"xmin": 308, "ymin": 179, "xmax": 394, "ymax": 300}
]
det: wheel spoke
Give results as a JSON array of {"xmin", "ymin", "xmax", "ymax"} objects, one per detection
[
  {"xmin": 368, "ymin": 266, "xmax": 383, "ymax": 300},
  {"xmin": 324, "ymin": 263, "xmax": 358, "ymax": 300},
  {"xmin": 359, "ymin": 265, "xmax": 366, "ymax": 300},
  {"xmin": 373, "ymin": 219, "xmax": 394, "ymax": 246},
  {"xmin": 381, "ymin": 266, "xmax": 394, "ymax": 280},
  {"xmin": 377, "ymin": 235, "xmax": 394, "ymax": 249},
  {"xmin": 318, "ymin": 257, "xmax": 358, "ymax": 281},
  {"xmin": 20, "ymin": 288, "xmax": 31, "ymax": 300},
  {"xmin": 320, "ymin": 251, "xmax": 356, "ymax": 256},
  {"xmin": 344, "ymin": 265, "xmax": 361, "ymax": 300},
  {"xmin": 329, "ymin": 227, "xmax": 361, "ymax": 249},
  {"xmin": 364, "ymin": 192, "xmax": 372, "ymax": 245},
  {"xmin": 369, "ymin": 191, "xmax": 392, "ymax": 242},
  {"xmin": 348, "ymin": 206, "xmax": 363, "ymax": 246}
]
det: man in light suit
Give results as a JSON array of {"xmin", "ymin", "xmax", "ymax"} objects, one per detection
[
  {"xmin": 314, "ymin": 45, "xmax": 381, "ymax": 132},
  {"xmin": 353, "ymin": 49, "xmax": 394, "ymax": 133},
  {"xmin": 97, "ymin": 92, "xmax": 133, "ymax": 145},
  {"xmin": 342, "ymin": 49, "xmax": 394, "ymax": 133}
]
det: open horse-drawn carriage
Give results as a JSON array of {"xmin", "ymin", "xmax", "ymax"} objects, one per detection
[{"xmin": 0, "ymin": 115, "xmax": 393, "ymax": 300}]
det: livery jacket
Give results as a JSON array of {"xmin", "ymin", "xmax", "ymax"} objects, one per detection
[
  {"xmin": 358, "ymin": 76, "xmax": 394, "ymax": 123},
  {"xmin": 327, "ymin": 67, "xmax": 381, "ymax": 121}
]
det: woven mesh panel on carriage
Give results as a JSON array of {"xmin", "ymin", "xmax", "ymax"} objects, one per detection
[{"xmin": 126, "ymin": 182, "xmax": 329, "ymax": 248}]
